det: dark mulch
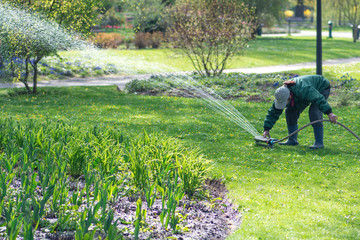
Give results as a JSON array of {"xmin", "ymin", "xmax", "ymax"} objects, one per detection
[
  {"xmin": 114, "ymin": 179, "xmax": 242, "ymax": 240},
  {"xmin": 2, "ymin": 179, "xmax": 241, "ymax": 240}
]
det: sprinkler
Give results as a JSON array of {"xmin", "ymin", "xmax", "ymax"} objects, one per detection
[
  {"xmin": 254, "ymin": 136, "xmax": 278, "ymax": 148},
  {"xmin": 255, "ymin": 119, "xmax": 360, "ymax": 148}
]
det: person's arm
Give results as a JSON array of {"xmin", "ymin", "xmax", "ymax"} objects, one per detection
[{"xmin": 263, "ymin": 102, "xmax": 283, "ymax": 138}]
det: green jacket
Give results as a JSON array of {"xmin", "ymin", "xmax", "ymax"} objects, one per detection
[{"xmin": 263, "ymin": 75, "xmax": 332, "ymax": 131}]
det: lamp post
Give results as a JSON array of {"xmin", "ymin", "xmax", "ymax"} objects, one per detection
[
  {"xmin": 316, "ymin": 0, "xmax": 322, "ymax": 75},
  {"xmin": 328, "ymin": 21, "xmax": 332, "ymax": 38},
  {"xmin": 284, "ymin": 10, "xmax": 294, "ymax": 36}
]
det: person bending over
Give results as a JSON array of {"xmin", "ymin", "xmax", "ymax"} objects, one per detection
[{"xmin": 263, "ymin": 75, "xmax": 338, "ymax": 149}]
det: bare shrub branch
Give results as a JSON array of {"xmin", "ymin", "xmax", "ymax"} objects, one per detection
[{"xmin": 164, "ymin": 0, "xmax": 257, "ymax": 76}]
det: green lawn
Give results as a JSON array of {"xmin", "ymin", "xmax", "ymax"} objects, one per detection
[
  {"xmin": 57, "ymin": 36, "xmax": 360, "ymax": 75},
  {"xmin": 275, "ymin": 62, "xmax": 360, "ymax": 87},
  {"xmin": 234, "ymin": 37, "xmax": 360, "ymax": 68},
  {"xmin": 2, "ymin": 35, "xmax": 360, "ymax": 239},
  {"xmin": 1, "ymin": 85, "xmax": 360, "ymax": 239},
  {"xmin": 300, "ymin": 27, "xmax": 353, "ymax": 32}
]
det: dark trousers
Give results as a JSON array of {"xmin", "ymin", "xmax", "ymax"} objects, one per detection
[{"xmin": 285, "ymin": 87, "xmax": 331, "ymax": 128}]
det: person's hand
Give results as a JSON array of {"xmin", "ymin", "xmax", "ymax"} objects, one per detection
[
  {"xmin": 328, "ymin": 112, "xmax": 338, "ymax": 124},
  {"xmin": 263, "ymin": 131, "xmax": 270, "ymax": 138}
]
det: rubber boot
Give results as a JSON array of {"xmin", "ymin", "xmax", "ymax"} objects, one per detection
[
  {"xmin": 279, "ymin": 125, "xmax": 299, "ymax": 145},
  {"xmin": 310, "ymin": 126, "xmax": 324, "ymax": 149}
]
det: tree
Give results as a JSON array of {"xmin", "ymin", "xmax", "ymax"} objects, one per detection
[
  {"xmin": 102, "ymin": 0, "xmax": 125, "ymax": 11},
  {"xmin": 164, "ymin": 0, "xmax": 257, "ymax": 76},
  {"xmin": 161, "ymin": 0, "xmax": 176, "ymax": 6},
  {"xmin": 125, "ymin": 0, "xmax": 175, "ymax": 33},
  {"xmin": 338, "ymin": 0, "xmax": 360, "ymax": 42},
  {"xmin": 241, "ymin": 0, "xmax": 287, "ymax": 27},
  {"xmin": 2, "ymin": 0, "xmax": 103, "ymax": 36},
  {"xmin": 100, "ymin": 6, "xmax": 125, "ymax": 26},
  {"xmin": 0, "ymin": 2, "xmax": 87, "ymax": 93},
  {"xmin": 100, "ymin": 0, "xmax": 126, "ymax": 26}
]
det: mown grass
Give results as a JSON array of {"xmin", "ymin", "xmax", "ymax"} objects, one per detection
[
  {"xmin": 234, "ymin": 37, "xmax": 360, "ymax": 68},
  {"xmin": 1, "ymin": 81, "xmax": 360, "ymax": 239},
  {"xmin": 56, "ymin": 36, "xmax": 360, "ymax": 75},
  {"xmin": 291, "ymin": 62, "xmax": 360, "ymax": 80},
  {"xmin": 300, "ymin": 27, "xmax": 353, "ymax": 32},
  {"xmin": 1, "ymin": 36, "xmax": 358, "ymax": 83}
]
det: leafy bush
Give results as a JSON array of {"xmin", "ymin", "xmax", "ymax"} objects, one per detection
[
  {"xmin": 125, "ymin": 76, "xmax": 176, "ymax": 93},
  {"xmin": 332, "ymin": 73, "xmax": 359, "ymax": 107},
  {"xmin": 93, "ymin": 33, "xmax": 123, "ymax": 49},
  {"xmin": 335, "ymin": 72, "xmax": 357, "ymax": 88},
  {"xmin": 125, "ymin": 73, "xmax": 284, "ymax": 99},
  {"xmin": 134, "ymin": 32, "xmax": 164, "ymax": 49},
  {"xmin": 123, "ymin": 36, "xmax": 135, "ymax": 49},
  {"xmin": 134, "ymin": 32, "xmax": 151, "ymax": 49},
  {"xmin": 148, "ymin": 32, "xmax": 164, "ymax": 48},
  {"xmin": 33, "ymin": 58, "xmax": 118, "ymax": 79}
]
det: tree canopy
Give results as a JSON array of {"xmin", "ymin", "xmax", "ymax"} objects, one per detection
[
  {"xmin": 2, "ymin": 0, "xmax": 103, "ymax": 36},
  {"xmin": 0, "ymin": 2, "xmax": 87, "ymax": 93},
  {"xmin": 124, "ymin": 0, "xmax": 172, "ymax": 33},
  {"xmin": 338, "ymin": 0, "xmax": 360, "ymax": 42}
]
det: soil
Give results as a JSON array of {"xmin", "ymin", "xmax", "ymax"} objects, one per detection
[
  {"xmin": 113, "ymin": 179, "xmax": 241, "ymax": 240},
  {"xmin": 245, "ymin": 95, "xmax": 265, "ymax": 102},
  {"xmin": 1, "ymin": 179, "xmax": 241, "ymax": 240}
]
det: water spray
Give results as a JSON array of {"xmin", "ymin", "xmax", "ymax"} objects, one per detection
[
  {"xmin": 151, "ymin": 75, "xmax": 261, "ymax": 137},
  {"xmin": 254, "ymin": 119, "xmax": 360, "ymax": 148}
]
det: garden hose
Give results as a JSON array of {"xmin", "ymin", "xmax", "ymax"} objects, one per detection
[{"xmin": 254, "ymin": 119, "xmax": 360, "ymax": 148}]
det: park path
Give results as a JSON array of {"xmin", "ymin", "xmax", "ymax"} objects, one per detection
[
  {"xmin": 262, "ymin": 30, "xmax": 353, "ymax": 38},
  {"xmin": 1, "ymin": 56, "xmax": 360, "ymax": 90}
]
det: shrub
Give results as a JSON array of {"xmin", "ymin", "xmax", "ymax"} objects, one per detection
[
  {"xmin": 148, "ymin": 32, "xmax": 164, "ymax": 48},
  {"xmin": 134, "ymin": 32, "xmax": 164, "ymax": 49},
  {"xmin": 123, "ymin": 36, "xmax": 134, "ymax": 49},
  {"xmin": 338, "ymin": 93, "xmax": 350, "ymax": 107},
  {"xmin": 125, "ymin": 73, "xmax": 282, "ymax": 99},
  {"xmin": 164, "ymin": 0, "xmax": 256, "ymax": 76},
  {"xmin": 134, "ymin": 32, "xmax": 151, "ymax": 49},
  {"xmin": 94, "ymin": 33, "xmax": 123, "ymax": 49}
]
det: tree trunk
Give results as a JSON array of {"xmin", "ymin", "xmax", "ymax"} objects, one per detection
[
  {"xmin": 10, "ymin": 58, "xmax": 15, "ymax": 79},
  {"xmin": 0, "ymin": 54, "xmax": 3, "ymax": 70},
  {"xmin": 338, "ymin": 8, "xmax": 341, "ymax": 26},
  {"xmin": 30, "ymin": 55, "xmax": 43, "ymax": 94},
  {"xmin": 32, "ymin": 63, "xmax": 38, "ymax": 94},
  {"xmin": 353, "ymin": 26, "xmax": 357, "ymax": 43},
  {"xmin": 23, "ymin": 58, "xmax": 31, "ymax": 93}
]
